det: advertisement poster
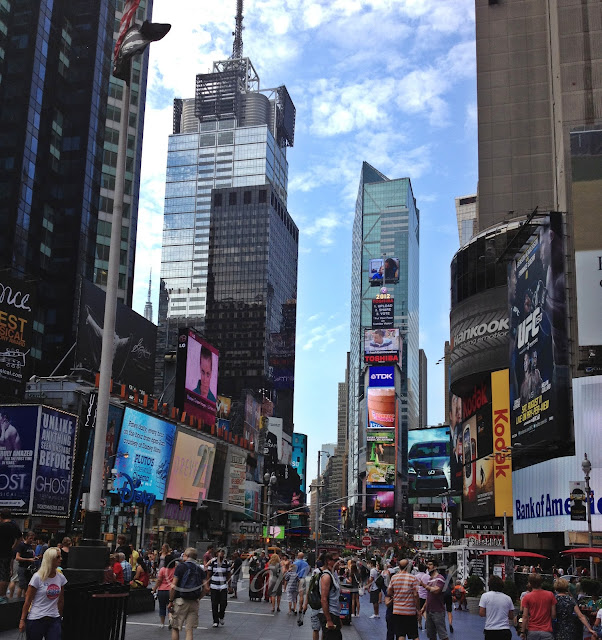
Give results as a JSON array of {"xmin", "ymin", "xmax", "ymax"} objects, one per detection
[
  {"xmin": 449, "ymin": 393, "xmax": 463, "ymax": 492},
  {"xmin": 491, "ymin": 369, "xmax": 512, "ymax": 517},
  {"xmin": 364, "ymin": 329, "xmax": 401, "ymax": 364},
  {"xmin": 366, "ymin": 517, "xmax": 394, "ymax": 530},
  {"xmin": 367, "ymin": 433, "xmax": 395, "ymax": 465},
  {"xmin": 114, "ymin": 407, "xmax": 176, "ymax": 501},
  {"xmin": 244, "ymin": 393, "xmax": 261, "ymax": 444},
  {"xmin": 271, "ymin": 463, "xmax": 303, "ymax": 508},
  {"xmin": 76, "ymin": 279, "xmax": 156, "ymax": 394},
  {"xmin": 217, "ymin": 396, "xmax": 231, "ymax": 419},
  {"xmin": 368, "ymin": 257, "xmax": 400, "ymax": 285},
  {"xmin": 291, "ymin": 433, "xmax": 307, "ymax": 493},
  {"xmin": 166, "ymin": 429, "xmax": 215, "ymax": 503},
  {"xmin": 372, "ymin": 298, "xmax": 394, "ymax": 328},
  {"xmin": 367, "ymin": 429, "xmax": 395, "ymax": 444},
  {"xmin": 31, "ymin": 407, "xmax": 77, "ymax": 517},
  {"xmin": 245, "ymin": 480, "xmax": 261, "ymax": 520},
  {"xmin": 367, "ymin": 387, "xmax": 396, "ymax": 429},
  {"xmin": 463, "ymin": 454, "xmax": 494, "ymax": 519},
  {"xmin": 408, "ymin": 427, "xmax": 451, "ymax": 497},
  {"xmin": 508, "ymin": 212, "xmax": 569, "ymax": 447},
  {"xmin": 0, "ymin": 405, "xmax": 39, "ymax": 513},
  {"xmin": 178, "ymin": 329, "xmax": 219, "ymax": 427},
  {"xmin": 569, "ymin": 481, "xmax": 587, "ymax": 522},
  {"xmin": 0, "ymin": 275, "xmax": 35, "ymax": 391},
  {"xmin": 368, "ymin": 366, "xmax": 395, "ymax": 387},
  {"xmin": 366, "ymin": 489, "xmax": 394, "ymax": 516},
  {"xmin": 223, "ymin": 448, "xmax": 246, "ymax": 512}
]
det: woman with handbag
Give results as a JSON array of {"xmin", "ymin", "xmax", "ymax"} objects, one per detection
[
  {"xmin": 19, "ymin": 547, "xmax": 66, "ymax": 639},
  {"xmin": 346, "ymin": 561, "xmax": 361, "ymax": 617}
]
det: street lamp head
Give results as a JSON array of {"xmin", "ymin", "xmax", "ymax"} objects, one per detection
[
  {"xmin": 582, "ymin": 453, "xmax": 592, "ymax": 477},
  {"xmin": 264, "ymin": 472, "xmax": 271, "ymax": 484},
  {"xmin": 269, "ymin": 472, "xmax": 277, "ymax": 486}
]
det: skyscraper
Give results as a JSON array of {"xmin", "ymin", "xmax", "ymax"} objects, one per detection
[
  {"xmin": 93, "ymin": 0, "xmax": 153, "ymax": 306},
  {"xmin": 156, "ymin": 7, "xmax": 297, "ymax": 434},
  {"xmin": 348, "ymin": 162, "xmax": 420, "ymax": 513},
  {"xmin": 418, "ymin": 348, "xmax": 427, "ymax": 429},
  {"xmin": 454, "ymin": 194, "xmax": 477, "ymax": 247},
  {"xmin": 0, "ymin": 0, "xmax": 115, "ymax": 380}
]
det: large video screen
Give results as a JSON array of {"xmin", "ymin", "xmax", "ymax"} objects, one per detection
[
  {"xmin": 368, "ymin": 257, "xmax": 400, "ymax": 285},
  {"xmin": 364, "ymin": 328, "xmax": 401, "ymax": 364},
  {"xmin": 366, "ymin": 489, "xmax": 395, "ymax": 517},
  {"xmin": 408, "ymin": 427, "xmax": 451, "ymax": 497},
  {"xmin": 367, "ymin": 517, "xmax": 394, "ymax": 530},
  {"xmin": 113, "ymin": 407, "xmax": 176, "ymax": 501},
  {"xmin": 166, "ymin": 429, "xmax": 216, "ymax": 504},
  {"xmin": 508, "ymin": 212, "xmax": 569, "ymax": 447}
]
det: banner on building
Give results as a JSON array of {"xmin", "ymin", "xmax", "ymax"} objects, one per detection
[
  {"xmin": 223, "ymin": 448, "xmax": 246, "ymax": 513},
  {"xmin": 491, "ymin": 369, "xmax": 512, "ymax": 517},
  {"xmin": 292, "ymin": 433, "xmax": 308, "ymax": 494},
  {"xmin": 569, "ymin": 481, "xmax": 587, "ymax": 522},
  {"xmin": 372, "ymin": 298, "xmax": 394, "ymax": 328},
  {"xmin": 166, "ymin": 429, "xmax": 215, "ymax": 504},
  {"xmin": 364, "ymin": 329, "xmax": 401, "ymax": 364},
  {"xmin": 408, "ymin": 427, "xmax": 451, "ymax": 497}
]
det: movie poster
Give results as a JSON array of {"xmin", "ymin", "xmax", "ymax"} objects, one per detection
[{"xmin": 508, "ymin": 213, "xmax": 569, "ymax": 447}]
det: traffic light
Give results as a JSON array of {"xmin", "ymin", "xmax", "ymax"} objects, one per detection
[
  {"xmin": 179, "ymin": 500, "xmax": 184, "ymax": 511},
  {"xmin": 364, "ymin": 528, "xmax": 368, "ymax": 533},
  {"xmin": 266, "ymin": 537, "xmax": 271, "ymax": 544},
  {"xmin": 395, "ymin": 529, "xmax": 399, "ymax": 535}
]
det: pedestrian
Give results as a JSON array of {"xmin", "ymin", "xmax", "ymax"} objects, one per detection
[
  {"xmin": 0, "ymin": 509, "xmax": 21, "ymax": 604},
  {"xmin": 203, "ymin": 545, "xmax": 214, "ymax": 568},
  {"xmin": 368, "ymin": 559, "xmax": 383, "ymax": 618},
  {"xmin": 111, "ymin": 553, "xmax": 124, "ymax": 584},
  {"xmin": 553, "ymin": 578, "xmax": 597, "ymax": 640},
  {"xmin": 319, "ymin": 551, "xmax": 342, "ymax": 640},
  {"xmin": 452, "ymin": 581, "xmax": 467, "ymax": 611},
  {"xmin": 118, "ymin": 552, "xmax": 132, "ymax": 583},
  {"xmin": 34, "ymin": 534, "xmax": 49, "ymax": 569},
  {"xmin": 19, "ymin": 547, "xmax": 66, "ymax": 639},
  {"xmin": 15, "ymin": 531, "xmax": 37, "ymax": 598},
  {"xmin": 130, "ymin": 554, "xmax": 150, "ymax": 588},
  {"xmin": 297, "ymin": 553, "xmax": 311, "ymax": 615},
  {"xmin": 478, "ymin": 574, "xmax": 516, "ymax": 640},
  {"xmin": 267, "ymin": 553, "xmax": 283, "ymax": 613},
  {"xmin": 159, "ymin": 544, "xmax": 172, "ymax": 570},
  {"xmin": 168, "ymin": 547, "xmax": 207, "ymax": 640},
  {"xmin": 153, "ymin": 552, "xmax": 175, "ymax": 629},
  {"xmin": 386, "ymin": 558, "xmax": 420, "ymax": 640},
  {"xmin": 59, "ymin": 537, "xmax": 71, "ymax": 569},
  {"xmin": 421, "ymin": 560, "xmax": 448, "ymax": 640},
  {"xmin": 414, "ymin": 562, "xmax": 429, "ymax": 630},
  {"xmin": 115, "ymin": 534, "xmax": 131, "ymax": 562},
  {"xmin": 346, "ymin": 560, "xmax": 361, "ymax": 617},
  {"xmin": 520, "ymin": 573, "xmax": 556, "ymax": 640},
  {"xmin": 207, "ymin": 548, "xmax": 231, "ymax": 627},
  {"xmin": 284, "ymin": 561, "xmax": 299, "ymax": 614},
  {"xmin": 230, "ymin": 551, "xmax": 242, "ymax": 599}
]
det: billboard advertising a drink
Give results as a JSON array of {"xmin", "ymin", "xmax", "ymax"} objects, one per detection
[
  {"xmin": 113, "ymin": 407, "xmax": 176, "ymax": 502},
  {"xmin": 364, "ymin": 329, "xmax": 401, "ymax": 364},
  {"xmin": 408, "ymin": 427, "xmax": 451, "ymax": 497},
  {"xmin": 175, "ymin": 328, "xmax": 219, "ymax": 427},
  {"xmin": 508, "ymin": 212, "xmax": 569, "ymax": 447},
  {"xmin": 367, "ymin": 387, "xmax": 395, "ymax": 429},
  {"xmin": 166, "ymin": 429, "xmax": 215, "ymax": 504}
]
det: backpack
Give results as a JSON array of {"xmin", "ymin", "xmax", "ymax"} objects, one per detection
[
  {"xmin": 179, "ymin": 561, "xmax": 205, "ymax": 600},
  {"xmin": 308, "ymin": 571, "xmax": 323, "ymax": 609},
  {"xmin": 375, "ymin": 572, "xmax": 385, "ymax": 590}
]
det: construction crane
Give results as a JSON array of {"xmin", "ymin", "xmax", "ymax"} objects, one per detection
[{"xmin": 232, "ymin": 0, "xmax": 244, "ymax": 60}]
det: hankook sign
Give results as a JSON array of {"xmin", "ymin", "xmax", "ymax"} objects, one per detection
[{"xmin": 450, "ymin": 287, "xmax": 509, "ymax": 386}]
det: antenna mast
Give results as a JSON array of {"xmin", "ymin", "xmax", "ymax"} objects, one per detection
[{"xmin": 232, "ymin": 0, "xmax": 244, "ymax": 59}]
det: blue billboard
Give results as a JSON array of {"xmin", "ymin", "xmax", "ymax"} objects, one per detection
[
  {"xmin": 0, "ymin": 405, "xmax": 39, "ymax": 513},
  {"xmin": 291, "ymin": 433, "xmax": 307, "ymax": 494},
  {"xmin": 31, "ymin": 407, "xmax": 77, "ymax": 517},
  {"xmin": 368, "ymin": 366, "xmax": 395, "ymax": 387},
  {"xmin": 113, "ymin": 407, "xmax": 176, "ymax": 502}
]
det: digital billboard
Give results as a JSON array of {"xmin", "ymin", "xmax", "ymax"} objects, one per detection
[
  {"xmin": 217, "ymin": 396, "xmax": 231, "ymax": 419},
  {"xmin": 368, "ymin": 257, "xmax": 400, "ymax": 285},
  {"xmin": 366, "ymin": 489, "xmax": 394, "ymax": 517},
  {"xmin": 271, "ymin": 463, "xmax": 303, "ymax": 508},
  {"xmin": 223, "ymin": 448, "xmax": 246, "ymax": 512},
  {"xmin": 408, "ymin": 427, "xmax": 451, "ymax": 497},
  {"xmin": 76, "ymin": 279, "xmax": 156, "ymax": 394},
  {"xmin": 491, "ymin": 369, "xmax": 512, "ymax": 517},
  {"xmin": 463, "ymin": 452, "xmax": 494, "ymax": 519},
  {"xmin": 367, "ymin": 433, "xmax": 395, "ymax": 465},
  {"xmin": 449, "ymin": 393, "xmax": 463, "ymax": 491},
  {"xmin": 368, "ymin": 366, "xmax": 395, "ymax": 387},
  {"xmin": 364, "ymin": 329, "xmax": 401, "ymax": 364},
  {"xmin": 175, "ymin": 328, "xmax": 219, "ymax": 427},
  {"xmin": 0, "ymin": 275, "xmax": 35, "ymax": 392},
  {"xmin": 372, "ymin": 298, "xmax": 394, "ymax": 328},
  {"xmin": 366, "ymin": 517, "xmax": 394, "ymax": 530},
  {"xmin": 291, "ymin": 433, "xmax": 307, "ymax": 493},
  {"xmin": 367, "ymin": 387, "xmax": 395, "ymax": 429},
  {"xmin": 166, "ymin": 429, "xmax": 215, "ymax": 504},
  {"xmin": 113, "ymin": 407, "xmax": 176, "ymax": 501},
  {"xmin": 508, "ymin": 212, "xmax": 569, "ymax": 447},
  {"xmin": 367, "ymin": 429, "xmax": 395, "ymax": 444}
]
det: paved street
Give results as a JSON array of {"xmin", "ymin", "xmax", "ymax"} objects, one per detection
[{"xmin": 0, "ymin": 583, "xmax": 520, "ymax": 640}]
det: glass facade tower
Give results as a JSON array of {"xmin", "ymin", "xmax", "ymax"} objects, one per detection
[{"xmin": 348, "ymin": 162, "xmax": 420, "ymax": 510}]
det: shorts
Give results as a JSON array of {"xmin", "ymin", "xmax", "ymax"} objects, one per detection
[
  {"xmin": 0, "ymin": 557, "xmax": 11, "ymax": 582},
  {"xmin": 18, "ymin": 566, "xmax": 30, "ymax": 590},
  {"xmin": 484, "ymin": 630, "xmax": 512, "ymax": 640},
  {"xmin": 419, "ymin": 597, "xmax": 426, "ymax": 610},
  {"xmin": 298, "ymin": 577, "xmax": 307, "ymax": 593},
  {"xmin": 370, "ymin": 589, "xmax": 380, "ymax": 604},
  {"xmin": 171, "ymin": 597, "xmax": 199, "ymax": 631},
  {"xmin": 311, "ymin": 610, "xmax": 322, "ymax": 631},
  {"xmin": 444, "ymin": 593, "xmax": 453, "ymax": 613},
  {"xmin": 392, "ymin": 614, "xmax": 419, "ymax": 639}
]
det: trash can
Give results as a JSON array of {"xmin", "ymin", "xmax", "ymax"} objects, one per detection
[
  {"xmin": 339, "ymin": 586, "xmax": 352, "ymax": 625},
  {"xmin": 63, "ymin": 582, "xmax": 129, "ymax": 640}
]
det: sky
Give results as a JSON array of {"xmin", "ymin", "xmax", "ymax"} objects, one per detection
[{"xmin": 131, "ymin": 0, "xmax": 479, "ymax": 488}]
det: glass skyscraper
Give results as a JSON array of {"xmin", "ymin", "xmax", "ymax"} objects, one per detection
[{"xmin": 348, "ymin": 162, "xmax": 420, "ymax": 512}]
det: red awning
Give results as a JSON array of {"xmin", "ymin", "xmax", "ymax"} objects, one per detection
[
  {"xmin": 345, "ymin": 544, "xmax": 363, "ymax": 550},
  {"xmin": 480, "ymin": 550, "xmax": 548, "ymax": 559},
  {"xmin": 562, "ymin": 548, "xmax": 602, "ymax": 556}
]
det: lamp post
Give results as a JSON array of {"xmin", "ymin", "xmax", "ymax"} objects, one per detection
[
  {"xmin": 582, "ymin": 453, "xmax": 594, "ymax": 577},
  {"xmin": 264, "ymin": 471, "xmax": 277, "ymax": 555}
]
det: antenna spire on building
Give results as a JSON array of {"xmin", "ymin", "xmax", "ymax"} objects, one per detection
[
  {"xmin": 144, "ymin": 268, "xmax": 153, "ymax": 321},
  {"xmin": 232, "ymin": 0, "xmax": 244, "ymax": 59}
]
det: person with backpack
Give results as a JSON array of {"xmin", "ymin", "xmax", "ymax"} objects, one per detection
[
  {"xmin": 168, "ymin": 547, "xmax": 207, "ymax": 640},
  {"xmin": 319, "ymin": 552, "xmax": 342, "ymax": 640},
  {"xmin": 367, "ymin": 559, "xmax": 384, "ymax": 618}
]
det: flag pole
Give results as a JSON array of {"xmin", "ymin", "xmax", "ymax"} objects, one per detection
[{"xmin": 83, "ymin": 71, "xmax": 131, "ymax": 541}]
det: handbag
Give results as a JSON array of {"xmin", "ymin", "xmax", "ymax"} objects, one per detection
[{"xmin": 358, "ymin": 585, "xmax": 365, "ymax": 596}]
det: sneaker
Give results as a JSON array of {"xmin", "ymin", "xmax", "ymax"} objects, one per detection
[
  {"xmin": 159, "ymin": 623, "xmax": 164, "ymax": 629},
  {"xmin": 450, "ymin": 624, "xmax": 454, "ymax": 633},
  {"xmin": 369, "ymin": 614, "xmax": 380, "ymax": 619},
  {"xmin": 0, "ymin": 597, "xmax": 8, "ymax": 605},
  {"xmin": 213, "ymin": 623, "xmax": 219, "ymax": 628},
  {"xmin": 219, "ymin": 619, "xmax": 225, "ymax": 626}
]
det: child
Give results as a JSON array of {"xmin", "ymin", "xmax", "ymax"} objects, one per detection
[{"xmin": 285, "ymin": 562, "xmax": 299, "ymax": 614}]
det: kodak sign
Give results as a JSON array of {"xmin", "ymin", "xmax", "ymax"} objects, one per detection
[{"xmin": 492, "ymin": 369, "xmax": 512, "ymax": 517}]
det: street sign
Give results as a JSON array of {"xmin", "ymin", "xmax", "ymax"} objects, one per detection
[
  {"xmin": 362, "ymin": 535, "xmax": 372, "ymax": 547},
  {"xmin": 433, "ymin": 538, "xmax": 443, "ymax": 550},
  {"xmin": 0, "ymin": 499, "xmax": 26, "ymax": 508}
]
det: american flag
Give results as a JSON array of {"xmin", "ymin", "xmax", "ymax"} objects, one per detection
[{"xmin": 114, "ymin": 0, "xmax": 141, "ymax": 65}]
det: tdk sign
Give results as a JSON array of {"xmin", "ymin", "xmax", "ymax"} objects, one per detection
[{"xmin": 369, "ymin": 366, "xmax": 395, "ymax": 387}]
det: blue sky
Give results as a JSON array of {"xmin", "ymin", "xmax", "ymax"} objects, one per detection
[{"xmin": 131, "ymin": 0, "xmax": 479, "ymax": 487}]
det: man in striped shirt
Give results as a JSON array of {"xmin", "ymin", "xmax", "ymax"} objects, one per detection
[
  {"xmin": 207, "ymin": 549, "xmax": 231, "ymax": 627},
  {"xmin": 386, "ymin": 559, "xmax": 420, "ymax": 640}
]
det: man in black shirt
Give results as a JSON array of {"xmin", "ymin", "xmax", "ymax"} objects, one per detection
[
  {"xmin": 15, "ymin": 530, "xmax": 36, "ymax": 597},
  {"xmin": 115, "ymin": 534, "xmax": 131, "ymax": 562},
  {"xmin": 0, "ymin": 510, "xmax": 21, "ymax": 603}
]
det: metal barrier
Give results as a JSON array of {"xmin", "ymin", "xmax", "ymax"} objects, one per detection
[{"xmin": 63, "ymin": 583, "xmax": 129, "ymax": 640}]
